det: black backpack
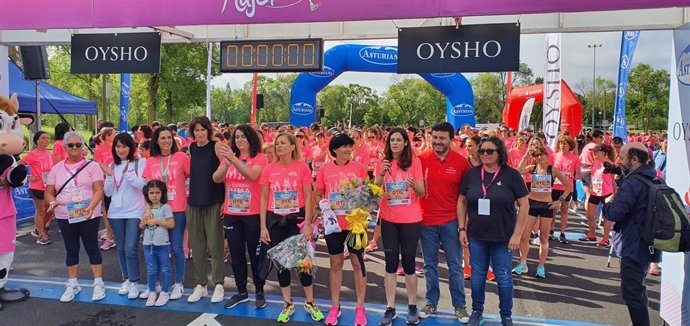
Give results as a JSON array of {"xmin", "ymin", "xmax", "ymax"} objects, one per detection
[{"xmin": 630, "ymin": 174, "xmax": 690, "ymax": 253}]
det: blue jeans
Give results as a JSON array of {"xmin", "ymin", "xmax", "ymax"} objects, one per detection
[
  {"xmin": 420, "ymin": 220, "xmax": 466, "ymax": 308},
  {"xmin": 109, "ymin": 218, "xmax": 141, "ymax": 282},
  {"xmin": 169, "ymin": 212, "xmax": 186, "ymax": 284},
  {"xmin": 468, "ymin": 238, "xmax": 514, "ymax": 317},
  {"xmin": 143, "ymin": 245, "xmax": 172, "ymax": 292}
]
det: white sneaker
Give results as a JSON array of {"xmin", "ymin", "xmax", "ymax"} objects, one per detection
[
  {"xmin": 92, "ymin": 282, "xmax": 106, "ymax": 301},
  {"xmin": 187, "ymin": 285, "xmax": 208, "ymax": 303},
  {"xmin": 155, "ymin": 292, "xmax": 170, "ymax": 306},
  {"xmin": 118, "ymin": 280, "xmax": 130, "ymax": 295},
  {"xmin": 145, "ymin": 292, "xmax": 157, "ymax": 307},
  {"xmin": 211, "ymin": 284, "xmax": 225, "ymax": 303},
  {"xmin": 127, "ymin": 281, "xmax": 140, "ymax": 299},
  {"xmin": 139, "ymin": 289, "xmax": 150, "ymax": 299},
  {"xmin": 60, "ymin": 283, "xmax": 81, "ymax": 302},
  {"xmin": 170, "ymin": 283, "xmax": 184, "ymax": 300}
]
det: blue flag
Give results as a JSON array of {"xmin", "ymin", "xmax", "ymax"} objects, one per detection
[
  {"xmin": 613, "ymin": 31, "xmax": 640, "ymax": 141},
  {"xmin": 119, "ymin": 73, "xmax": 131, "ymax": 133}
]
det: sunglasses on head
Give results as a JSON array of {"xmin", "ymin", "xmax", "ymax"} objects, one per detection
[
  {"xmin": 66, "ymin": 143, "xmax": 83, "ymax": 149},
  {"xmin": 479, "ymin": 149, "xmax": 496, "ymax": 155}
]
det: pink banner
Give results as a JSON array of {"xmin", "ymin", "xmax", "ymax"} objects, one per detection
[{"xmin": 2, "ymin": 0, "xmax": 687, "ymax": 30}]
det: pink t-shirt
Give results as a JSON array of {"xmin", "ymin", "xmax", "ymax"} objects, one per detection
[
  {"xmin": 580, "ymin": 142, "xmax": 597, "ymax": 171},
  {"xmin": 352, "ymin": 145, "xmax": 369, "ymax": 167},
  {"xmin": 311, "ymin": 144, "xmax": 328, "ymax": 178},
  {"xmin": 93, "ymin": 144, "xmax": 114, "ymax": 166},
  {"xmin": 47, "ymin": 160, "xmax": 104, "ymax": 220},
  {"xmin": 366, "ymin": 143, "xmax": 381, "ymax": 172},
  {"xmin": 315, "ymin": 161, "xmax": 368, "ymax": 228},
  {"xmin": 589, "ymin": 161, "xmax": 615, "ymax": 197},
  {"xmin": 223, "ymin": 153, "xmax": 269, "ymax": 216},
  {"xmin": 142, "ymin": 152, "xmax": 190, "ymax": 212},
  {"xmin": 259, "ymin": 160, "xmax": 312, "ymax": 216},
  {"xmin": 553, "ymin": 152, "xmax": 581, "ymax": 191},
  {"xmin": 375, "ymin": 157, "xmax": 424, "ymax": 223},
  {"xmin": 22, "ymin": 149, "xmax": 54, "ymax": 191},
  {"xmin": 52, "ymin": 140, "xmax": 67, "ymax": 164},
  {"xmin": 508, "ymin": 147, "xmax": 527, "ymax": 169},
  {"xmin": 299, "ymin": 144, "xmax": 313, "ymax": 163}
]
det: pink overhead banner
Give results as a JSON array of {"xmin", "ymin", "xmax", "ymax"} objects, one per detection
[{"xmin": 1, "ymin": 0, "xmax": 688, "ymax": 30}]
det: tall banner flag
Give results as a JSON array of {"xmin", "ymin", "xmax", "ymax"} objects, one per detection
[
  {"xmin": 613, "ymin": 31, "xmax": 640, "ymax": 141},
  {"xmin": 543, "ymin": 33, "xmax": 562, "ymax": 148},
  {"xmin": 660, "ymin": 22, "xmax": 690, "ymax": 326},
  {"xmin": 205, "ymin": 42, "xmax": 213, "ymax": 118},
  {"xmin": 119, "ymin": 74, "xmax": 130, "ymax": 132},
  {"xmin": 0, "ymin": 46, "xmax": 8, "ymax": 98}
]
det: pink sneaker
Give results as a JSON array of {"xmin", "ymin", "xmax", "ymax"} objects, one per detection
[
  {"xmin": 325, "ymin": 305, "xmax": 341, "ymax": 326},
  {"xmin": 355, "ymin": 305, "xmax": 367, "ymax": 326},
  {"xmin": 396, "ymin": 265, "xmax": 405, "ymax": 276},
  {"xmin": 100, "ymin": 239, "xmax": 116, "ymax": 251}
]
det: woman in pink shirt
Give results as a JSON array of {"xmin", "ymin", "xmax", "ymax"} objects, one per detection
[
  {"xmin": 18, "ymin": 131, "xmax": 54, "ymax": 245},
  {"xmin": 365, "ymin": 128, "xmax": 382, "ymax": 178},
  {"xmin": 350, "ymin": 129, "xmax": 369, "ymax": 166},
  {"xmin": 310, "ymin": 132, "xmax": 328, "ymax": 179},
  {"xmin": 295, "ymin": 129, "xmax": 313, "ymax": 166},
  {"xmin": 212, "ymin": 124, "xmax": 268, "ymax": 309},
  {"xmin": 552, "ymin": 135, "xmax": 581, "ymax": 244},
  {"xmin": 374, "ymin": 128, "xmax": 425, "ymax": 325},
  {"xmin": 259, "ymin": 132, "xmax": 323, "ymax": 323},
  {"xmin": 52, "ymin": 122, "xmax": 71, "ymax": 164},
  {"xmin": 93, "ymin": 127, "xmax": 116, "ymax": 250},
  {"xmin": 580, "ymin": 144, "xmax": 617, "ymax": 247}
]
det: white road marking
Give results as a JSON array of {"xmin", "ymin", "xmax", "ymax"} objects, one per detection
[{"xmin": 188, "ymin": 313, "xmax": 221, "ymax": 326}]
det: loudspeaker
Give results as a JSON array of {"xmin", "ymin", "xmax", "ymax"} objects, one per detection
[
  {"xmin": 318, "ymin": 108, "xmax": 325, "ymax": 120},
  {"xmin": 20, "ymin": 46, "xmax": 50, "ymax": 80},
  {"xmin": 256, "ymin": 94, "xmax": 264, "ymax": 109}
]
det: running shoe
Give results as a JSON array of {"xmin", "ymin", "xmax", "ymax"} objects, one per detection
[
  {"xmin": 187, "ymin": 285, "xmax": 208, "ymax": 303},
  {"xmin": 325, "ymin": 305, "xmax": 341, "ymax": 325},
  {"xmin": 529, "ymin": 232, "xmax": 538, "ymax": 240},
  {"xmin": 155, "ymin": 292, "xmax": 170, "ymax": 307},
  {"xmin": 512, "ymin": 262, "xmax": 528, "ymax": 276},
  {"xmin": 100, "ymin": 239, "xmax": 116, "ymax": 250},
  {"xmin": 366, "ymin": 241, "xmax": 378, "ymax": 252},
  {"xmin": 170, "ymin": 283, "xmax": 184, "ymax": 300},
  {"xmin": 92, "ymin": 282, "xmax": 106, "ymax": 301},
  {"xmin": 304, "ymin": 301, "xmax": 324, "ymax": 321},
  {"xmin": 464, "ymin": 265, "xmax": 471, "ymax": 280},
  {"xmin": 211, "ymin": 284, "xmax": 225, "ymax": 303},
  {"xmin": 455, "ymin": 306, "xmax": 470, "ymax": 323},
  {"xmin": 396, "ymin": 265, "xmax": 405, "ymax": 276},
  {"xmin": 486, "ymin": 269, "xmax": 496, "ymax": 281},
  {"xmin": 118, "ymin": 280, "xmax": 130, "ymax": 295},
  {"xmin": 468, "ymin": 311, "xmax": 484, "ymax": 326},
  {"xmin": 596, "ymin": 238, "xmax": 611, "ymax": 249},
  {"xmin": 531, "ymin": 237, "xmax": 541, "ymax": 245},
  {"xmin": 36, "ymin": 234, "xmax": 51, "ymax": 245},
  {"xmin": 535, "ymin": 265, "xmax": 546, "ymax": 279},
  {"xmin": 415, "ymin": 264, "xmax": 424, "ymax": 276},
  {"xmin": 255, "ymin": 292, "xmax": 267, "ymax": 309},
  {"xmin": 578, "ymin": 233, "xmax": 597, "ymax": 242},
  {"xmin": 548, "ymin": 230, "xmax": 557, "ymax": 241},
  {"xmin": 418, "ymin": 304, "xmax": 436, "ymax": 319},
  {"xmin": 30, "ymin": 228, "xmax": 39, "ymax": 238},
  {"xmin": 277, "ymin": 301, "xmax": 295, "ymax": 323},
  {"xmin": 224, "ymin": 292, "xmax": 249, "ymax": 309},
  {"xmin": 559, "ymin": 233, "xmax": 569, "ymax": 244},
  {"xmin": 145, "ymin": 292, "xmax": 157, "ymax": 307},
  {"xmin": 379, "ymin": 307, "xmax": 397, "ymax": 326},
  {"xmin": 501, "ymin": 316, "xmax": 514, "ymax": 326},
  {"xmin": 127, "ymin": 281, "xmax": 140, "ymax": 299},
  {"xmin": 407, "ymin": 305, "xmax": 419, "ymax": 325},
  {"xmin": 355, "ymin": 305, "xmax": 367, "ymax": 326},
  {"xmin": 60, "ymin": 283, "xmax": 81, "ymax": 302}
]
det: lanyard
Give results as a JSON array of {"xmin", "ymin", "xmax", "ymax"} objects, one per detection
[
  {"xmin": 63, "ymin": 160, "xmax": 86, "ymax": 188},
  {"xmin": 159, "ymin": 155, "xmax": 171, "ymax": 184},
  {"xmin": 113, "ymin": 161, "xmax": 130, "ymax": 192},
  {"xmin": 480, "ymin": 166, "xmax": 501, "ymax": 198}
]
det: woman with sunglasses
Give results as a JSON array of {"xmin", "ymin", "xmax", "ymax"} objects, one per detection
[
  {"xmin": 512, "ymin": 145, "xmax": 570, "ymax": 279},
  {"xmin": 18, "ymin": 131, "xmax": 55, "ymax": 245},
  {"xmin": 294, "ymin": 129, "xmax": 313, "ymax": 166},
  {"xmin": 310, "ymin": 132, "xmax": 328, "ymax": 179},
  {"xmin": 365, "ymin": 128, "xmax": 382, "ymax": 179},
  {"xmin": 552, "ymin": 135, "xmax": 581, "ymax": 244},
  {"xmin": 580, "ymin": 144, "xmax": 617, "ymax": 247},
  {"xmin": 375, "ymin": 128, "xmax": 425, "ymax": 326},
  {"xmin": 507, "ymin": 132, "xmax": 528, "ymax": 169},
  {"xmin": 458, "ymin": 136, "xmax": 529, "ymax": 326},
  {"xmin": 45, "ymin": 132, "xmax": 106, "ymax": 303},
  {"xmin": 213, "ymin": 125, "xmax": 268, "ymax": 310},
  {"xmin": 349, "ymin": 129, "xmax": 369, "ymax": 167}
]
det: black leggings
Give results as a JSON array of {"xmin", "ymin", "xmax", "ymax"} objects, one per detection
[
  {"xmin": 381, "ymin": 219, "xmax": 421, "ymax": 275},
  {"xmin": 57, "ymin": 217, "xmax": 103, "ymax": 266},
  {"xmin": 267, "ymin": 211, "xmax": 313, "ymax": 288},
  {"xmin": 224, "ymin": 214, "xmax": 265, "ymax": 294}
]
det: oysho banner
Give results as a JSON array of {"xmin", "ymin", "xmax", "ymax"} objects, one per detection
[
  {"xmin": 71, "ymin": 33, "xmax": 161, "ymax": 74},
  {"xmin": 542, "ymin": 33, "xmax": 562, "ymax": 148},
  {"xmin": 0, "ymin": 47, "xmax": 8, "ymax": 98},
  {"xmin": 397, "ymin": 24, "xmax": 519, "ymax": 73},
  {"xmin": 613, "ymin": 31, "xmax": 640, "ymax": 141}
]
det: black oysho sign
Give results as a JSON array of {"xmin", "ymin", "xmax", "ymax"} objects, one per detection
[
  {"xmin": 71, "ymin": 33, "xmax": 161, "ymax": 74},
  {"xmin": 397, "ymin": 23, "xmax": 520, "ymax": 73}
]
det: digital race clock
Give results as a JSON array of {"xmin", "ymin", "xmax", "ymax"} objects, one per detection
[{"xmin": 220, "ymin": 39, "xmax": 324, "ymax": 73}]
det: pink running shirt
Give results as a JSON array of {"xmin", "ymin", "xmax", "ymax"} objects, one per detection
[
  {"xmin": 315, "ymin": 161, "xmax": 368, "ymax": 228},
  {"xmin": 142, "ymin": 152, "xmax": 190, "ymax": 212},
  {"xmin": 260, "ymin": 160, "xmax": 312, "ymax": 216},
  {"xmin": 375, "ymin": 157, "xmax": 423, "ymax": 224},
  {"xmin": 223, "ymin": 153, "xmax": 269, "ymax": 216},
  {"xmin": 22, "ymin": 149, "xmax": 54, "ymax": 191}
]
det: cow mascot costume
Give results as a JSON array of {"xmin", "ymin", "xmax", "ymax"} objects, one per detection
[{"xmin": 0, "ymin": 93, "xmax": 32, "ymax": 310}]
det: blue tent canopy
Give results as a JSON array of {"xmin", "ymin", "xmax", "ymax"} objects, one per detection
[{"xmin": 9, "ymin": 60, "xmax": 97, "ymax": 115}]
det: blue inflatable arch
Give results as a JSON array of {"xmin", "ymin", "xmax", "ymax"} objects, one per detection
[{"xmin": 290, "ymin": 44, "xmax": 475, "ymax": 129}]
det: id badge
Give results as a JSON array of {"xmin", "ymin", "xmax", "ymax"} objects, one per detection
[{"xmin": 478, "ymin": 198, "xmax": 491, "ymax": 216}]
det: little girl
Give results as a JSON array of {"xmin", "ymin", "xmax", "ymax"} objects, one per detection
[{"xmin": 140, "ymin": 180, "xmax": 175, "ymax": 307}]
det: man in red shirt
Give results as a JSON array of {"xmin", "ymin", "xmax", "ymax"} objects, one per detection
[{"xmin": 417, "ymin": 122, "xmax": 471, "ymax": 323}]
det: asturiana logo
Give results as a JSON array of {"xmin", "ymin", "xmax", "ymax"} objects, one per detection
[
  {"xmin": 624, "ymin": 31, "xmax": 639, "ymax": 41},
  {"xmin": 677, "ymin": 44, "xmax": 690, "ymax": 86},
  {"xmin": 310, "ymin": 66, "xmax": 335, "ymax": 78},
  {"xmin": 359, "ymin": 46, "xmax": 397, "ymax": 66},
  {"xmin": 291, "ymin": 102, "xmax": 314, "ymax": 115},
  {"xmin": 451, "ymin": 104, "xmax": 474, "ymax": 117},
  {"xmin": 430, "ymin": 73, "xmax": 456, "ymax": 78}
]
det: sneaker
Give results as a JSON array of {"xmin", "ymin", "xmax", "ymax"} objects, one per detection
[
  {"xmin": 325, "ymin": 305, "xmax": 341, "ymax": 325},
  {"xmin": 468, "ymin": 311, "xmax": 484, "ymax": 326},
  {"xmin": 187, "ymin": 285, "xmax": 208, "ymax": 303},
  {"xmin": 30, "ymin": 228, "xmax": 39, "ymax": 237},
  {"xmin": 535, "ymin": 265, "xmax": 546, "ymax": 279},
  {"xmin": 407, "ymin": 306, "xmax": 419, "ymax": 325},
  {"xmin": 304, "ymin": 301, "xmax": 324, "ymax": 321},
  {"xmin": 379, "ymin": 307, "xmax": 397, "ymax": 326},
  {"xmin": 127, "ymin": 281, "xmax": 140, "ymax": 299},
  {"xmin": 531, "ymin": 237, "xmax": 541, "ymax": 245},
  {"xmin": 396, "ymin": 265, "xmax": 405, "ymax": 276},
  {"xmin": 559, "ymin": 233, "xmax": 569, "ymax": 244},
  {"xmin": 548, "ymin": 230, "xmax": 557, "ymax": 241},
  {"xmin": 139, "ymin": 289, "xmax": 150, "ymax": 299},
  {"xmin": 512, "ymin": 262, "xmax": 528, "ymax": 276},
  {"xmin": 118, "ymin": 280, "xmax": 131, "ymax": 295},
  {"xmin": 170, "ymin": 283, "xmax": 184, "ymax": 300},
  {"xmin": 155, "ymin": 292, "xmax": 170, "ymax": 307},
  {"xmin": 529, "ymin": 232, "xmax": 538, "ymax": 240},
  {"xmin": 579, "ymin": 233, "xmax": 597, "ymax": 242},
  {"xmin": 418, "ymin": 304, "xmax": 436, "ymax": 319},
  {"xmin": 277, "ymin": 301, "xmax": 296, "ymax": 323},
  {"xmin": 36, "ymin": 234, "xmax": 51, "ymax": 245},
  {"xmin": 100, "ymin": 239, "xmax": 116, "ymax": 250},
  {"xmin": 224, "ymin": 292, "xmax": 249, "ymax": 309},
  {"xmin": 501, "ymin": 316, "xmax": 514, "ymax": 326},
  {"xmin": 596, "ymin": 238, "xmax": 611, "ymax": 248},
  {"xmin": 146, "ymin": 292, "xmax": 157, "ymax": 306},
  {"xmin": 60, "ymin": 283, "xmax": 81, "ymax": 302},
  {"xmin": 211, "ymin": 284, "xmax": 225, "ymax": 303},
  {"xmin": 414, "ymin": 264, "xmax": 424, "ymax": 276},
  {"xmin": 366, "ymin": 241, "xmax": 378, "ymax": 252},
  {"xmin": 355, "ymin": 305, "xmax": 367, "ymax": 326},
  {"xmin": 255, "ymin": 292, "xmax": 267, "ymax": 309},
  {"xmin": 486, "ymin": 269, "xmax": 496, "ymax": 281},
  {"xmin": 455, "ymin": 306, "xmax": 470, "ymax": 323},
  {"xmin": 463, "ymin": 265, "xmax": 471, "ymax": 280},
  {"xmin": 92, "ymin": 282, "xmax": 106, "ymax": 301}
]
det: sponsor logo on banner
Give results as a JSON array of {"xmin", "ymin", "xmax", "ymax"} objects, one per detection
[
  {"xmin": 450, "ymin": 104, "xmax": 474, "ymax": 117},
  {"xmin": 309, "ymin": 66, "xmax": 335, "ymax": 78},
  {"xmin": 359, "ymin": 46, "xmax": 398, "ymax": 66},
  {"xmin": 542, "ymin": 34, "xmax": 562, "ymax": 149},
  {"xmin": 291, "ymin": 102, "xmax": 314, "ymax": 115},
  {"xmin": 429, "ymin": 73, "xmax": 456, "ymax": 78},
  {"xmin": 71, "ymin": 33, "xmax": 161, "ymax": 74},
  {"xmin": 677, "ymin": 44, "xmax": 690, "ymax": 86},
  {"xmin": 223, "ymin": 0, "xmax": 311, "ymax": 18},
  {"xmin": 621, "ymin": 54, "xmax": 630, "ymax": 69},
  {"xmin": 624, "ymin": 31, "xmax": 640, "ymax": 40}
]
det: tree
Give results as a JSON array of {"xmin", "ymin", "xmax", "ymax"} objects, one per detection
[
  {"xmin": 627, "ymin": 64, "xmax": 670, "ymax": 131},
  {"xmin": 318, "ymin": 84, "xmax": 380, "ymax": 126},
  {"xmin": 380, "ymin": 78, "xmax": 445, "ymax": 126},
  {"xmin": 470, "ymin": 73, "xmax": 503, "ymax": 123}
]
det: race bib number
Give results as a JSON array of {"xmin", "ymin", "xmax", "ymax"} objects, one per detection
[
  {"xmin": 67, "ymin": 199, "xmax": 91, "ymax": 224},
  {"xmin": 385, "ymin": 181, "xmax": 411, "ymax": 206},
  {"xmin": 591, "ymin": 178, "xmax": 603, "ymax": 196},
  {"xmin": 531, "ymin": 174, "xmax": 552, "ymax": 193},
  {"xmin": 273, "ymin": 190, "xmax": 299, "ymax": 214},
  {"xmin": 328, "ymin": 192, "xmax": 347, "ymax": 215},
  {"xmin": 228, "ymin": 190, "xmax": 251, "ymax": 214}
]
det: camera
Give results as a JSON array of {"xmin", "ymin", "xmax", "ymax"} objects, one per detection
[{"xmin": 603, "ymin": 161, "xmax": 623, "ymax": 176}]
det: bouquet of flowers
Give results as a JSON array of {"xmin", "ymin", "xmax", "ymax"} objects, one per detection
[
  {"xmin": 266, "ymin": 233, "xmax": 316, "ymax": 275},
  {"xmin": 340, "ymin": 177, "xmax": 384, "ymax": 250}
]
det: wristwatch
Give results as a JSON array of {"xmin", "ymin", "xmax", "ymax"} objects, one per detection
[
  {"xmin": 458, "ymin": 227, "xmax": 466, "ymax": 232},
  {"xmin": 558, "ymin": 196, "xmax": 566, "ymax": 202}
]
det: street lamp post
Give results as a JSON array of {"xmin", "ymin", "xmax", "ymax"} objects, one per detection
[{"xmin": 588, "ymin": 43, "xmax": 602, "ymax": 130}]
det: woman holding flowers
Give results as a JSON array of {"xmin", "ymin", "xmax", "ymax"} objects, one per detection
[
  {"xmin": 375, "ymin": 128, "xmax": 426, "ymax": 326},
  {"xmin": 314, "ymin": 133, "xmax": 369, "ymax": 326}
]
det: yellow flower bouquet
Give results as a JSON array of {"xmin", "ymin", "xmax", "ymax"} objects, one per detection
[{"xmin": 340, "ymin": 177, "xmax": 383, "ymax": 250}]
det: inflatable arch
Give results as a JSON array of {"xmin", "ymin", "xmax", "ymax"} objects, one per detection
[
  {"xmin": 502, "ymin": 80, "xmax": 582, "ymax": 136},
  {"xmin": 289, "ymin": 44, "xmax": 475, "ymax": 129}
]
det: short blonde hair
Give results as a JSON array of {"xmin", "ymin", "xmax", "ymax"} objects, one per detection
[{"xmin": 274, "ymin": 132, "xmax": 301, "ymax": 161}]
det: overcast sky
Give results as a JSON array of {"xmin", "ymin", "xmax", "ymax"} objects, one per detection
[{"xmin": 211, "ymin": 30, "xmax": 672, "ymax": 93}]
